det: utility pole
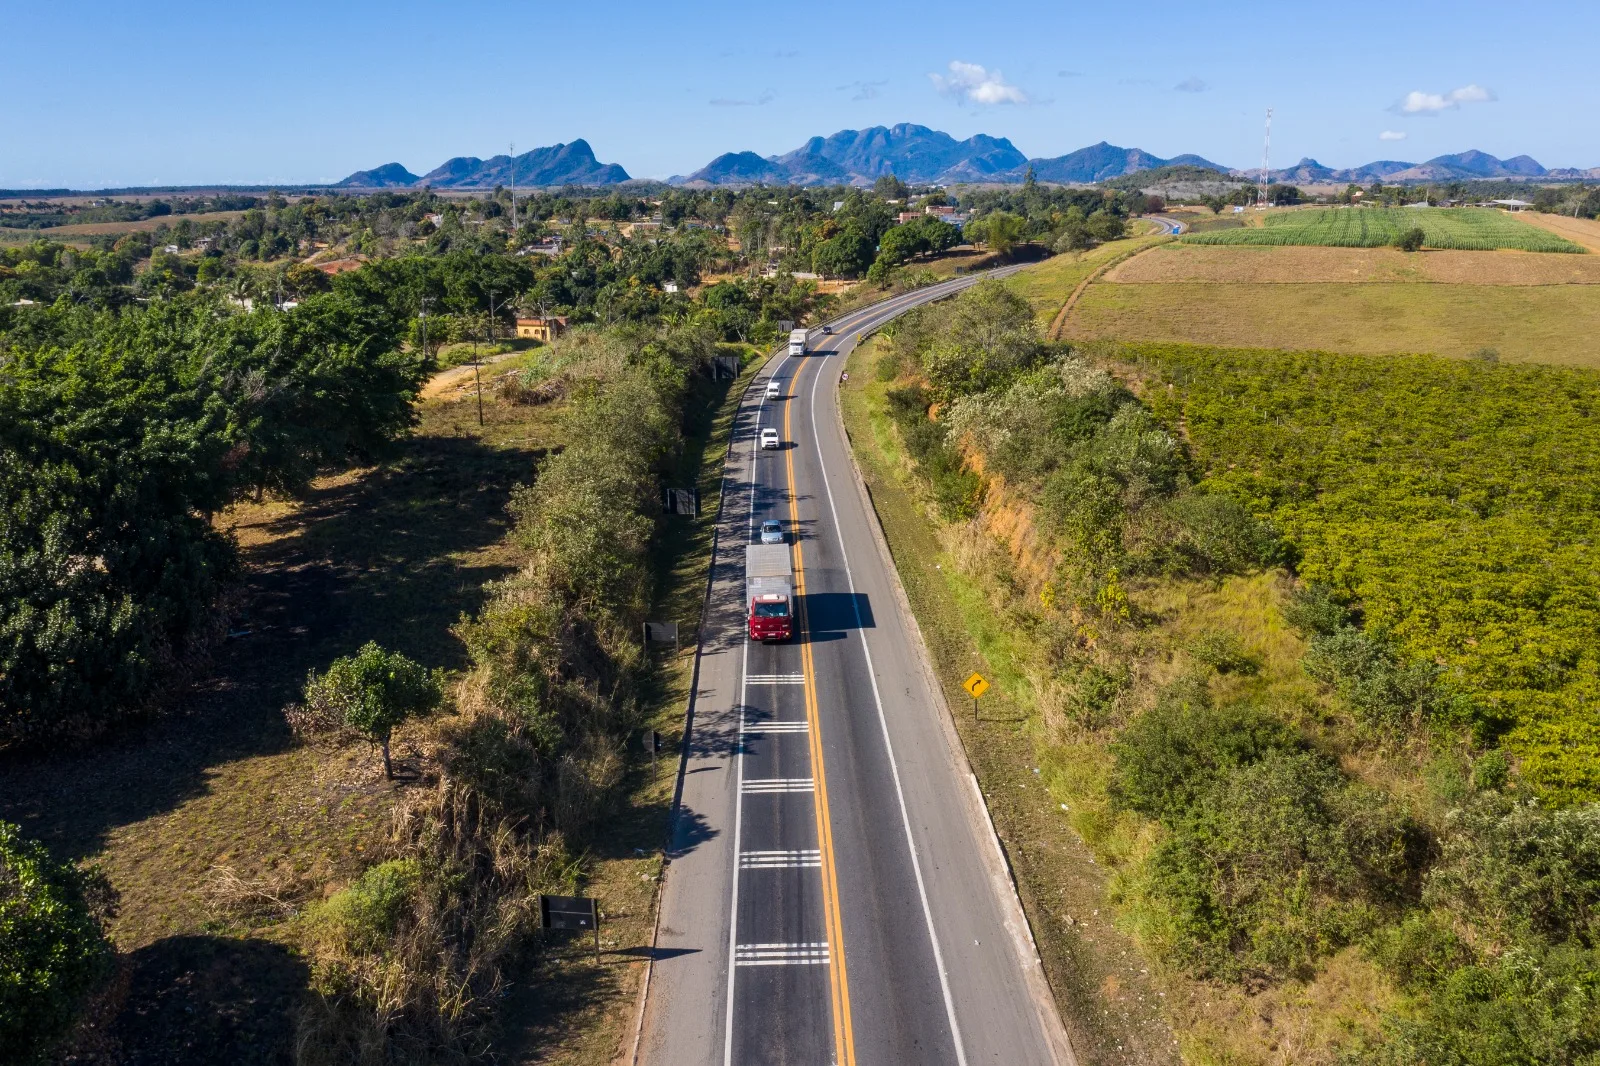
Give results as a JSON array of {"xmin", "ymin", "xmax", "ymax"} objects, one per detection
[
  {"xmin": 1257, "ymin": 108, "xmax": 1273, "ymax": 209},
  {"xmin": 418, "ymin": 294, "xmax": 431, "ymax": 366},
  {"xmin": 471, "ymin": 318, "xmax": 485, "ymax": 427}
]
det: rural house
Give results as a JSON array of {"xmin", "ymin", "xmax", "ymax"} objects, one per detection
[{"xmin": 516, "ymin": 315, "xmax": 568, "ymax": 342}]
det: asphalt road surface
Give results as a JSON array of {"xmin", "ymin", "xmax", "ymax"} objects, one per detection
[{"xmin": 637, "ymin": 271, "xmax": 1075, "ymax": 1066}]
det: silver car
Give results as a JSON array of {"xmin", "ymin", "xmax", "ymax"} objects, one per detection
[{"xmin": 759, "ymin": 519, "xmax": 784, "ymax": 544}]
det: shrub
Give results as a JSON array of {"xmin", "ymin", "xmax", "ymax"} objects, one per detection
[
  {"xmin": 0, "ymin": 822, "xmax": 117, "ymax": 1064},
  {"xmin": 1424, "ymin": 797, "xmax": 1600, "ymax": 949},
  {"xmin": 1140, "ymin": 491, "xmax": 1282, "ymax": 576},
  {"xmin": 1148, "ymin": 748, "xmax": 1388, "ymax": 982},
  {"xmin": 1395, "ymin": 226, "xmax": 1426, "ymax": 252},
  {"xmin": 1108, "ymin": 680, "xmax": 1304, "ymax": 822},
  {"xmin": 1303, "ymin": 627, "xmax": 1455, "ymax": 732},
  {"xmin": 1187, "ymin": 631, "xmax": 1262, "ymax": 676},
  {"xmin": 1281, "ymin": 582, "xmax": 1352, "ymax": 637},
  {"xmin": 315, "ymin": 858, "xmax": 424, "ymax": 953}
]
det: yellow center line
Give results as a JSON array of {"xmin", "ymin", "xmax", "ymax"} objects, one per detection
[{"xmin": 784, "ymin": 354, "xmax": 856, "ymax": 1066}]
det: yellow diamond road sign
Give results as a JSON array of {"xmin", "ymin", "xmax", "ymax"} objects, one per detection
[{"xmin": 963, "ymin": 673, "xmax": 990, "ymax": 699}]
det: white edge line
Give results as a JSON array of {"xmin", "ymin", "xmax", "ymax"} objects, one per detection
[
  {"xmin": 829, "ymin": 271, "xmax": 1080, "ymax": 1066},
  {"xmin": 724, "ymin": 343, "xmax": 796, "ymax": 1066},
  {"xmin": 807, "ymin": 295, "xmax": 976, "ymax": 1066}
]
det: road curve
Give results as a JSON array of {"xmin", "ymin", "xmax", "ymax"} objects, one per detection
[{"xmin": 637, "ymin": 271, "xmax": 1075, "ymax": 1066}]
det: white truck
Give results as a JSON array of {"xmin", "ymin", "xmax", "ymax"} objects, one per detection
[
  {"xmin": 745, "ymin": 543, "xmax": 794, "ymax": 642},
  {"xmin": 788, "ymin": 328, "xmax": 808, "ymax": 357}
]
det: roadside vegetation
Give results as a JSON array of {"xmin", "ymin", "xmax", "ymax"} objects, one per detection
[
  {"xmin": 846, "ymin": 274, "xmax": 1600, "ymax": 1064},
  {"xmin": 0, "ymin": 186, "xmax": 774, "ymax": 1062}
]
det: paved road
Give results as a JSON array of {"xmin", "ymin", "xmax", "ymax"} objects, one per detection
[
  {"xmin": 638, "ymin": 273, "xmax": 1074, "ymax": 1066},
  {"xmin": 1146, "ymin": 214, "xmax": 1187, "ymax": 235}
]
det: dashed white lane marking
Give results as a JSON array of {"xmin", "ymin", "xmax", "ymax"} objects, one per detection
[
  {"xmin": 746, "ymin": 673, "xmax": 806, "ymax": 684},
  {"xmin": 743, "ymin": 719, "xmax": 810, "ymax": 733},
  {"xmin": 740, "ymin": 850, "xmax": 824, "ymax": 869},
  {"xmin": 736, "ymin": 942, "xmax": 831, "ymax": 966},
  {"xmin": 741, "ymin": 778, "xmax": 816, "ymax": 794}
]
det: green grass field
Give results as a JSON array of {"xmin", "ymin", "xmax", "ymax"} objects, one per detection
[{"xmin": 1184, "ymin": 207, "xmax": 1585, "ymax": 253}]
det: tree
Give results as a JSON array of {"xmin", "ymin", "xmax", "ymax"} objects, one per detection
[
  {"xmin": 302, "ymin": 642, "xmax": 441, "ymax": 778},
  {"xmin": 873, "ymin": 173, "xmax": 909, "ymax": 201},
  {"xmin": 0, "ymin": 822, "xmax": 117, "ymax": 1064},
  {"xmin": 970, "ymin": 211, "xmax": 1024, "ymax": 255},
  {"xmin": 1395, "ymin": 226, "xmax": 1426, "ymax": 253},
  {"xmin": 810, "ymin": 227, "xmax": 874, "ymax": 279}
]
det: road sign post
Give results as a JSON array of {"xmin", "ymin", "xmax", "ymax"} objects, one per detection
[
  {"xmin": 540, "ymin": 894, "xmax": 601, "ymax": 960},
  {"xmin": 963, "ymin": 672, "xmax": 990, "ymax": 722}
]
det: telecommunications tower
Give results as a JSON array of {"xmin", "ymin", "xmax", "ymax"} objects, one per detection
[
  {"xmin": 1256, "ymin": 109, "xmax": 1273, "ymax": 208},
  {"xmin": 509, "ymin": 142, "xmax": 518, "ymax": 231}
]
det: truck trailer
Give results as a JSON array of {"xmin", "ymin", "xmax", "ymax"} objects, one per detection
[
  {"xmin": 745, "ymin": 543, "xmax": 793, "ymax": 642},
  {"xmin": 788, "ymin": 329, "xmax": 807, "ymax": 357}
]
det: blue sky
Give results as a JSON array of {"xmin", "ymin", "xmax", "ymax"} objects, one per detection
[{"xmin": 4, "ymin": 0, "xmax": 1597, "ymax": 188}]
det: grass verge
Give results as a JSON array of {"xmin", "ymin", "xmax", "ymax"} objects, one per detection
[{"xmin": 840, "ymin": 336, "xmax": 1181, "ymax": 1065}]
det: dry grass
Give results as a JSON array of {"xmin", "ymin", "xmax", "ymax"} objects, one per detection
[
  {"xmin": 1519, "ymin": 211, "xmax": 1600, "ymax": 253},
  {"xmin": 0, "ymin": 210, "xmax": 247, "ymax": 241},
  {"xmin": 1064, "ymin": 281, "xmax": 1600, "ymax": 367},
  {"xmin": 1002, "ymin": 235, "xmax": 1174, "ymax": 330},
  {"xmin": 1107, "ymin": 242, "xmax": 1600, "ymax": 285}
]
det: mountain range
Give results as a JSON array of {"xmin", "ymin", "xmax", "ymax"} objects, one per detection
[
  {"xmin": 1252, "ymin": 151, "xmax": 1600, "ymax": 185},
  {"xmin": 332, "ymin": 127, "xmax": 1597, "ymax": 189},
  {"xmin": 673, "ymin": 126, "xmax": 1229, "ymax": 186},
  {"xmin": 336, "ymin": 140, "xmax": 629, "ymax": 189}
]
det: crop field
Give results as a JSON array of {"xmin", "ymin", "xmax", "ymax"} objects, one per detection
[
  {"xmin": 1184, "ymin": 206, "xmax": 1586, "ymax": 253},
  {"xmin": 1125, "ymin": 342, "xmax": 1600, "ymax": 804}
]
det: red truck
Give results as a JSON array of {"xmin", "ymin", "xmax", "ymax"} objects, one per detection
[{"xmin": 745, "ymin": 543, "xmax": 793, "ymax": 641}]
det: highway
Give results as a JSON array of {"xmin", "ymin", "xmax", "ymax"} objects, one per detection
[{"xmin": 637, "ymin": 272, "xmax": 1075, "ymax": 1066}]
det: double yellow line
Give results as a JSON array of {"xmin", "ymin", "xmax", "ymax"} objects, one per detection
[{"xmin": 782, "ymin": 353, "xmax": 856, "ymax": 1066}]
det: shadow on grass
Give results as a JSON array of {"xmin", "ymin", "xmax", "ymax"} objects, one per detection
[
  {"xmin": 74, "ymin": 935, "xmax": 310, "ymax": 1066},
  {"xmin": 0, "ymin": 433, "xmax": 539, "ymax": 861}
]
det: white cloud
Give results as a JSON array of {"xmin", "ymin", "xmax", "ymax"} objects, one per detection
[
  {"xmin": 1396, "ymin": 83, "xmax": 1495, "ymax": 114},
  {"xmin": 710, "ymin": 90, "xmax": 776, "ymax": 107},
  {"xmin": 837, "ymin": 79, "xmax": 887, "ymax": 102},
  {"xmin": 1379, "ymin": 130, "xmax": 1408, "ymax": 141},
  {"xmin": 1174, "ymin": 76, "xmax": 1208, "ymax": 93},
  {"xmin": 930, "ymin": 61, "xmax": 1028, "ymax": 105}
]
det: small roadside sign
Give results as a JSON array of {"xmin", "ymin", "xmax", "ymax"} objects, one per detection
[
  {"xmin": 540, "ymin": 894, "xmax": 602, "ymax": 959},
  {"xmin": 963, "ymin": 673, "xmax": 990, "ymax": 699}
]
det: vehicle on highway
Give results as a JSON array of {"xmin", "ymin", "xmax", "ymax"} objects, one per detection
[
  {"xmin": 821, "ymin": 324, "xmax": 832, "ymax": 334},
  {"xmin": 759, "ymin": 427, "xmax": 780, "ymax": 449},
  {"xmin": 759, "ymin": 519, "xmax": 784, "ymax": 544},
  {"xmin": 788, "ymin": 328, "xmax": 807, "ymax": 356},
  {"xmin": 745, "ymin": 543, "xmax": 793, "ymax": 641},
  {"xmin": 765, "ymin": 380, "xmax": 782, "ymax": 400}
]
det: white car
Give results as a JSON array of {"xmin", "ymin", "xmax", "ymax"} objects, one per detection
[
  {"xmin": 760, "ymin": 428, "xmax": 781, "ymax": 450},
  {"xmin": 765, "ymin": 380, "xmax": 782, "ymax": 400},
  {"xmin": 759, "ymin": 519, "xmax": 785, "ymax": 544}
]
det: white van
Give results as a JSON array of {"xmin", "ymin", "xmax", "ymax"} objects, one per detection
[{"xmin": 765, "ymin": 380, "xmax": 782, "ymax": 400}]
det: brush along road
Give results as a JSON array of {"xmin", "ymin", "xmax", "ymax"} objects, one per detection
[{"xmin": 638, "ymin": 271, "xmax": 1075, "ymax": 1066}]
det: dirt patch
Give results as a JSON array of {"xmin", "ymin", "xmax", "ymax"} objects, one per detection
[
  {"xmin": 1520, "ymin": 212, "xmax": 1600, "ymax": 253},
  {"xmin": 1108, "ymin": 243, "xmax": 1600, "ymax": 285}
]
